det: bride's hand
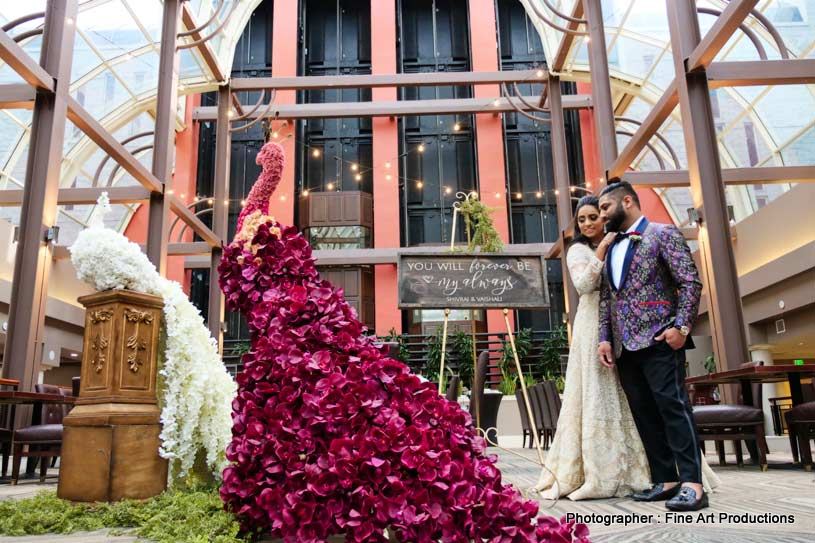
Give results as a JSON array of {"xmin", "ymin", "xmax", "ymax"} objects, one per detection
[
  {"xmin": 595, "ymin": 233, "xmax": 617, "ymax": 261},
  {"xmin": 598, "ymin": 341, "xmax": 615, "ymax": 368}
]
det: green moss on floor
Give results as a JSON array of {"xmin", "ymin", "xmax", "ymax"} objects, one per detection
[{"xmin": 0, "ymin": 486, "xmax": 247, "ymax": 543}]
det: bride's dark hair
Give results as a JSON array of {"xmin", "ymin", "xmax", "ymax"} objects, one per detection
[{"xmin": 571, "ymin": 195, "xmax": 601, "ymax": 247}]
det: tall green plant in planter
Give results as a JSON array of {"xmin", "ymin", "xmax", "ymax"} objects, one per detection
[
  {"xmin": 457, "ymin": 196, "xmax": 503, "ymax": 253},
  {"xmin": 423, "ymin": 330, "xmax": 444, "ymax": 383},
  {"xmin": 498, "ymin": 328, "xmax": 533, "ymax": 392},
  {"xmin": 538, "ymin": 325, "xmax": 568, "ymax": 380},
  {"xmin": 450, "ymin": 331, "xmax": 475, "ymax": 390}
]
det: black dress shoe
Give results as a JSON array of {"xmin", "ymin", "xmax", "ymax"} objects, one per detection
[
  {"xmin": 666, "ymin": 487, "xmax": 709, "ymax": 511},
  {"xmin": 631, "ymin": 483, "xmax": 681, "ymax": 502}
]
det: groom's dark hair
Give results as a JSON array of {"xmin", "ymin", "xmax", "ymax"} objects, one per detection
[{"xmin": 599, "ymin": 179, "xmax": 640, "ymax": 208}]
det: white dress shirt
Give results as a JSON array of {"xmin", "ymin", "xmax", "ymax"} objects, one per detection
[{"xmin": 609, "ymin": 216, "xmax": 646, "ymax": 289}]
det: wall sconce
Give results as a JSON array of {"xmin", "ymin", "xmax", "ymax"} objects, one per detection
[
  {"xmin": 687, "ymin": 207, "xmax": 702, "ymax": 226},
  {"xmin": 44, "ymin": 225, "xmax": 60, "ymax": 245}
]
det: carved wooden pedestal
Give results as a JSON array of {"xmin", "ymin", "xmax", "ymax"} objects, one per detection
[{"xmin": 58, "ymin": 290, "xmax": 168, "ymax": 502}]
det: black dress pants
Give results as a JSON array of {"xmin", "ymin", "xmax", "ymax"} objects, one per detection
[{"xmin": 617, "ymin": 341, "xmax": 702, "ymax": 484}]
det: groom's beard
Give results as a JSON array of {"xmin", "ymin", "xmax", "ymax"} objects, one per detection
[{"xmin": 604, "ymin": 206, "xmax": 627, "ymax": 232}]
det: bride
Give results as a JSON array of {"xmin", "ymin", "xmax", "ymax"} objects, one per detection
[{"xmin": 534, "ymin": 196, "xmax": 719, "ymax": 500}]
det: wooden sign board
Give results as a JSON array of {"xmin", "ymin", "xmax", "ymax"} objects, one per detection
[{"xmin": 397, "ymin": 252, "xmax": 549, "ymax": 309}]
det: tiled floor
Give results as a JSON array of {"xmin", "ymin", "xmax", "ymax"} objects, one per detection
[{"xmin": 1, "ymin": 450, "xmax": 814, "ymax": 542}]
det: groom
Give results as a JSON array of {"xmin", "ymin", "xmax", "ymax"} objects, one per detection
[{"xmin": 596, "ymin": 181, "xmax": 707, "ymax": 511}]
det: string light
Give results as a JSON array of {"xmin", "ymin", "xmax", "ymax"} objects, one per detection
[
  {"xmin": 327, "ymin": 182, "xmax": 335, "ymax": 190},
  {"xmin": 386, "ymin": 174, "xmax": 392, "ymax": 181},
  {"xmin": 444, "ymin": 187, "xmax": 452, "ymax": 195},
  {"xmin": 570, "ymin": 186, "xmax": 576, "ymax": 192},
  {"xmin": 493, "ymin": 99, "xmax": 501, "ymax": 107},
  {"xmin": 166, "ymin": 189, "xmax": 174, "ymax": 195},
  {"xmin": 515, "ymin": 192, "xmax": 522, "ymax": 200},
  {"xmin": 302, "ymin": 189, "xmax": 309, "ymax": 197},
  {"xmin": 272, "ymin": 131, "xmax": 279, "ymax": 139},
  {"xmin": 535, "ymin": 191, "xmax": 542, "ymax": 198},
  {"xmin": 351, "ymin": 163, "xmax": 358, "ymax": 171},
  {"xmin": 280, "ymin": 195, "xmax": 287, "ymax": 201},
  {"xmin": 223, "ymin": 200, "xmax": 229, "ymax": 206},
  {"xmin": 416, "ymin": 181, "xmax": 423, "ymax": 189},
  {"xmin": 536, "ymin": 70, "xmax": 544, "ymax": 77},
  {"xmin": 240, "ymin": 199, "xmax": 246, "ymax": 207},
  {"xmin": 453, "ymin": 123, "xmax": 461, "ymax": 132},
  {"xmin": 65, "ymin": 17, "xmax": 74, "ymax": 26},
  {"xmin": 194, "ymin": 195, "xmax": 200, "ymax": 202},
  {"xmin": 355, "ymin": 173, "xmax": 362, "ymax": 181},
  {"xmin": 385, "ymin": 162, "xmax": 391, "ymax": 169},
  {"xmin": 554, "ymin": 189, "xmax": 560, "ymax": 195},
  {"xmin": 584, "ymin": 36, "xmax": 591, "ymax": 43},
  {"xmin": 417, "ymin": 144, "xmax": 425, "ymax": 153},
  {"xmin": 494, "ymin": 192, "xmax": 501, "ymax": 199},
  {"xmin": 180, "ymin": 193, "xmax": 186, "ymax": 199},
  {"xmin": 312, "ymin": 149, "xmax": 321, "ymax": 157},
  {"xmin": 207, "ymin": 198, "xmax": 213, "ymax": 205},
  {"xmin": 227, "ymin": 110, "xmax": 234, "ymax": 119}
]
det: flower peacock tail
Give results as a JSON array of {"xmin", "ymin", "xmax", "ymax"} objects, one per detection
[{"xmin": 218, "ymin": 142, "xmax": 590, "ymax": 542}]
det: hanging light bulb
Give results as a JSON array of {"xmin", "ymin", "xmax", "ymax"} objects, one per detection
[
  {"xmin": 207, "ymin": 198, "xmax": 214, "ymax": 205},
  {"xmin": 327, "ymin": 182, "xmax": 335, "ymax": 191},
  {"xmin": 312, "ymin": 148, "xmax": 321, "ymax": 157},
  {"xmin": 355, "ymin": 173, "xmax": 362, "ymax": 181},
  {"xmin": 302, "ymin": 189, "xmax": 310, "ymax": 197},
  {"xmin": 417, "ymin": 144, "xmax": 425, "ymax": 153},
  {"xmin": 416, "ymin": 181, "xmax": 424, "ymax": 189},
  {"xmin": 535, "ymin": 191, "xmax": 542, "ymax": 199},
  {"xmin": 351, "ymin": 163, "xmax": 359, "ymax": 171},
  {"xmin": 515, "ymin": 192, "xmax": 522, "ymax": 200},
  {"xmin": 444, "ymin": 186, "xmax": 452, "ymax": 195},
  {"xmin": 453, "ymin": 123, "xmax": 461, "ymax": 132}
]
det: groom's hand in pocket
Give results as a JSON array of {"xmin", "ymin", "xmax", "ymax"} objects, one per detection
[
  {"xmin": 655, "ymin": 327, "xmax": 685, "ymax": 350},
  {"xmin": 598, "ymin": 342, "xmax": 615, "ymax": 368}
]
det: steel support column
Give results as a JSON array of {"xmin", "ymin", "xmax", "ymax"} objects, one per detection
[
  {"xmin": 547, "ymin": 76, "xmax": 579, "ymax": 329},
  {"xmin": 1, "ymin": 1, "xmax": 77, "ymax": 390},
  {"xmin": 666, "ymin": 0, "xmax": 749, "ymax": 372},
  {"xmin": 207, "ymin": 86, "xmax": 231, "ymax": 349},
  {"xmin": 582, "ymin": 0, "xmax": 618, "ymax": 176},
  {"xmin": 146, "ymin": 0, "xmax": 181, "ymax": 274}
]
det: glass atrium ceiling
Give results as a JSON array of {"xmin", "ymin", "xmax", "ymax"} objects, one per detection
[
  {"xmin": 0, "ymin": 1, "xmax": 813, "ymax": 242},
  {"xmin": 522, "ymin": 0, "xmax": 814, "ymax": 225}
]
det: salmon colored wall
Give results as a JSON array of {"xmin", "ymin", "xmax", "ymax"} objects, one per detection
[
  {"xmin": 371, "ymin": 0, "xmax": 402, "ymax": 335},
  {"xmin": 469, "ymin": 0, "xmax": 513, "ymax": 333},
  {"xmin": 575, "ymin": 82, "xmax": 675, "ymax": 226},
  {"xmin": 266, "ymin": 0, "xmax": 298, "ymax": 225},
  {"xmin": 124, "ymin": 94, "xmax": 200, "ymax": 292}
]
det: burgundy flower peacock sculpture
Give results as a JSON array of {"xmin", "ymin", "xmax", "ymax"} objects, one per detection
[{"xmin": 218, "ymin": 141, "xmax": 590, "ymax": 543}]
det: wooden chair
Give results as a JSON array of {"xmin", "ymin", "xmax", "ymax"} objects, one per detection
[
  {"xmin": 445, "ymin": 375, "xmax": 461, "ymax": 402},
  {"xmin": 10, "ymin": 384, "xmax": 68, "ymax": 484},
  {"xmin": 529, "ymin": 384, "xmax": 552, "ymax": 450},
  {"xmin": 784, "ymin": 380, "xmax": 815, "ymax": 471},
  {"xmin": 0, "ymin": 377, "xmax": 20, "ymax": 478},
  {"xmin": 541, "ymin": 380, "xmax": 562, "ymax": 437},
  {"xmin": 693, "ymin": 362, "xmax": 769, "ymax": 469},
  {"xmin": 514, "ymin": 388, "xmax": 532, "ymax": 448}
]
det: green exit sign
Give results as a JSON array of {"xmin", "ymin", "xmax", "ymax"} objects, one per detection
[{"xmin": 794, "ymin": 359, "xmax": 805, "ymax": 366}]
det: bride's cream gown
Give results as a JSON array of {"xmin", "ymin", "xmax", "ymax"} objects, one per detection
[{"xmin": 534, "ymin": 242, "xmax": 720, "ymax": 500}]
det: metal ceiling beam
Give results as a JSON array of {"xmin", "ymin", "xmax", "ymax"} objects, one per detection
[
  {"xmin": 52, "ymin": 241, "xmax": 213, "ymax": 260},
  {"xmin": 0, "ymin": 28, "xmax": 54, "ymax": 91},
  {"xmin": 607, "ymin": 79, "xmax": 679, "ymax": 179},
  {"xmin": 193, "ymin": 95, "xmax": 591, "ymax": 121},
  {"xmin": 551, "ymin": 2, "xmax": 585, "ymax": 73},
  {"xmin": 208, "ymin": 85, "xmax": 231, "ymax": 347},
  {"xmin": 687, "ymin": 0, "xmax": 760, "ymax": 72},
  {"xmin": 229, "ymin": 69, "xmax": 549, "ymax": 91},
  {"xmin": 623, "ymin": 166, "xmax": 815, "ymax": 187},
  {"xmin": 66, "ymin": 97, "xmax": 163, "ymax": 194},
  {"xmin": 0, "ymin": 83, "xmax": 35, "ymax": 109},
  {"xmin": 583, "ymin": 0, "xmax": 619, "ymax": 176},
  {"xmin": 179, "ymin": 2, "xmax": 226, "ymax": 82},
  {"xmin": 168, "ymin": 195, "xmax": 220, "ymax": 247},
  {"xmin": 2, "ymin": 0, "xmax": 76, "ymax": 391},
  {"xmin": 0, "ymin": 185, "xmax": 151, "ymax": 207},
  {"xmin": 707, "ymin": 59, "xmax": 815, "ymax": 87}
]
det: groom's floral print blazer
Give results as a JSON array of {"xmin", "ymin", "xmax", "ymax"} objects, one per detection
[{"xmin": 599, "ymin": 219, "xmax": 703, "ymax": 357}]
